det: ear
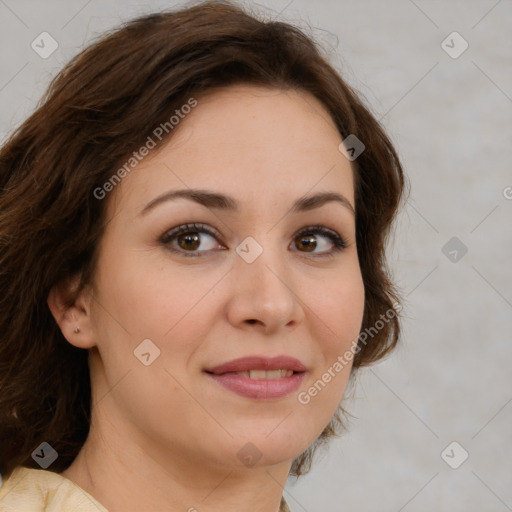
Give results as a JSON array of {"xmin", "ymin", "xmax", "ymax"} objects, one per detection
[{"xmin": 47, "ymin": 275, "xmax": 96, "ymax": 349}]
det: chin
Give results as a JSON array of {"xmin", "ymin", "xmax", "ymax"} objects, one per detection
[{"xmin": 220, "ymin": 430, "xmax": 313, "ymax": 469}]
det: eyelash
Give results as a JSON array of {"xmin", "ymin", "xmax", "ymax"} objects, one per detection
[{"xmin": 160, "ymin": 222, "xmax": 347, "ymax": 259}]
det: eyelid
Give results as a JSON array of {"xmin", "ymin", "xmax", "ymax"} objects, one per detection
[
  {"xmin": 160, "ymin": 222, "xmax": 348, "ymax": 257},
  {"xmin": 294, "ymin": 225, "xmax": 347, "ymax": 246},
  {"xmin": 160, "ymin": 222, "xmax": 222, "ymax": 245}
]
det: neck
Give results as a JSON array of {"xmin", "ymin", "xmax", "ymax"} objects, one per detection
[{"xmin": 61, "ymin": 403, "xmax": 291, "ymax": 512}]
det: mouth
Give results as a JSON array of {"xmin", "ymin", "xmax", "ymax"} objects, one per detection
[
  {"xmin": 213, "ymin": 369, "xmax": 296, "ymax": 379},
  {"xmin": 204, "ymin": 355, "xmax": 307, "ymax": 400}
]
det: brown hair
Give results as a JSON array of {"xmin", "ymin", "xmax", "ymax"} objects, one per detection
[{"xmin": 0, "ymin": 0, "xmax": 406, "ymax": 480}]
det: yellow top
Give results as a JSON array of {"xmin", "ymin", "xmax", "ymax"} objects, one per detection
[{"xmin": 0, "ymin": 466, "xmax": 291, "ymax": 512}]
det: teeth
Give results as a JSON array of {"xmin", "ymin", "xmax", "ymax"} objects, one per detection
[{"xmin": 233, "ymin": 369, "xmax": 294, "ymax": 379}]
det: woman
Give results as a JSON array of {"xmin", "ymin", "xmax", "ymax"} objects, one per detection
[{"xmin": 0, "ymin": 1, "xmax": 405, "ymax": 511}]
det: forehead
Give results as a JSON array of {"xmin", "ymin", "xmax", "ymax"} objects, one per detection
[
  {"xmin": 168, "ymin": 84, "xmax": 342, "ymax": 158},
  {"xmin": 107, "ymin": 84, "xmax": 354, "ymax": 218}
]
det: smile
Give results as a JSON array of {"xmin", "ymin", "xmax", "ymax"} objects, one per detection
[{"xmin": 224, "ymin": 369, "xmax": 294, "ymax": 379}]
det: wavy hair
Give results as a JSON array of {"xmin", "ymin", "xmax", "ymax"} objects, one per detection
[{"xmin": 0, "ymin": 0, "xmax": 406, "ymax": 480}]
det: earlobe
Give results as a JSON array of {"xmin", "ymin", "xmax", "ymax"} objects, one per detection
[{"xmin": 47, "ymin": 276, "xmax": 96, "ymax": 349}]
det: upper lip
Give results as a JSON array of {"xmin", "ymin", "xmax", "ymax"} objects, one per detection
[{"xmin": 205, "ymin": 355, "xmax": 307, "ymax": 375}]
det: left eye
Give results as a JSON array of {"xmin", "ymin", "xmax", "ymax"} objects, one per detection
[{"xmin": 292, "ymin": 225, "xmax": 347, "ymax": 255}]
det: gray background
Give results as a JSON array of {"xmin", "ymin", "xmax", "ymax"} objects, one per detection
[{"xmin": 1, "ymin": 0, "xmax": 511, "ymax": 511}]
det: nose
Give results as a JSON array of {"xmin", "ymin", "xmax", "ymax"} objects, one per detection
[{"xmin": 225, "ymin": 242, "xmax": 305, "ymax": 335}]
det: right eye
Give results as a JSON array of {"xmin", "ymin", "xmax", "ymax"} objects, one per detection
[{"xmin": 160, "ymin": 222, "xmax": 226, "ymax": 257}]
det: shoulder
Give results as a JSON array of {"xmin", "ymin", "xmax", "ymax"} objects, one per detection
[
  {"xmin": 280, "ymin": 496, "xmax": 291, "ymax": 512},
  {"xmin": 1, "ymin": 466, "xmax": 289, "ymax": 512},
  {"xmin": 0, "ymin": 466, "xmax": 109, "ymax": 512}
]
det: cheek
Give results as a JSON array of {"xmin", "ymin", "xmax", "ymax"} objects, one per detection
[
  {"xmin": 94, "ymin": 246, "xmax": 215, "ymax": 340},
  {"xmin": 302, "ymin": 266, "xmax": 363, "ymax": 402},
  {"xmin": 314, "ymin": 266, "xmax": 365, "ymax": 347},
  {"xmin": 296, "ymin": 270, "xmax": 364, "ymax": 431}
]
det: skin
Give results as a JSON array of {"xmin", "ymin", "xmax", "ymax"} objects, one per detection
[{"xmin": 48, "ymin": 84, "xmax": 365, "ymax": 512}]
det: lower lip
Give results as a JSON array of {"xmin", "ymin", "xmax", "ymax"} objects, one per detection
[{"xmin": 205, "ymin": 372, "xmax": 306, "ymax": 400}]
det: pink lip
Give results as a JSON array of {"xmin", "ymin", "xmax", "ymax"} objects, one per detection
[
  {"xmin": 204, "ymin": 355, "xmax": 307, "ymax": 400},
  {"xmin": 206, "ymin": 372, "xmax": 306, "ymax": 400},
  {"xmin": 204, "ymin": 355, "xmax": 307, "ymax": 374}
]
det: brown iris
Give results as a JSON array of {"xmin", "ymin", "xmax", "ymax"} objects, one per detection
[
  {"xmin": 178, "ymin": 232, "xmax": 201, "ymax": 250},
  {"xmin": 296, "ymin": 234, "xmax": 317, "ymax": 252},
  {"xmin": 177, "ymin": 231, "xmax": 319, "ymax": 253}
]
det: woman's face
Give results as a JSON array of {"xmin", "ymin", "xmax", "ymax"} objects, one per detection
[{"xmin": 83, "ymin": 85, "xmax": 365, "ymax": 470}]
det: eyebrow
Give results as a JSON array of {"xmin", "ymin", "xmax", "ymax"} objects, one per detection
[{"xmin": 140, "ymin": 188, "xmax": 355, "ymax": 216}]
